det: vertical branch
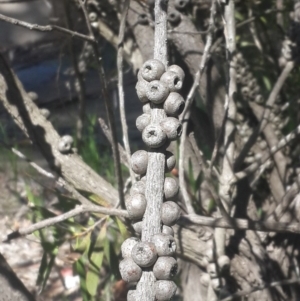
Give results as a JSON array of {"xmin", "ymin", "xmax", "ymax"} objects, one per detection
[
  {"xmin": 78, "ymin": 0, "xmax": 125, "ymax": 208},
  {"xmin": 117, "ymin": 0, "xmax": 136, "ymax": 184},
  {"xmin": 136, "ymin": 0, "xmax": 168, "ymax": 300},
  {"xmin": 179, "ymin": 0, "xmax": 217, "ymax": 214},
  {"xmin": 210, "ymin": 0, "xmax": 237, "ymax": 297},
  {"xmin": 64, "ymin": 0, "xmax": 86, "ymax": 151}
]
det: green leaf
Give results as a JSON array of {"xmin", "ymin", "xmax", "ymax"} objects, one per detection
[
  {"xmin": 74, "ymin": 256, "xmax": 91, "ymax": 301},
  {"xmin": 86, "ymin": 251, "xmax": 104, "ymax": 296},
  {"xmin": 36, "ymin": 253, "xmax": 56, "ymax": 292},
  {"xmin": 74, "ymin": 232, "xmax": 91, "ymax": 253},
  {"xmin": 114, "ymin": 217, "xmax": 128, "ymax": 238}
]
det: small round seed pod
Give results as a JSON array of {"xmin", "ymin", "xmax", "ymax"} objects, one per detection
[
  {"xmin": 121, "ymin": 237, "xmax": 140, "ymax": 258},
  {"xmin": 132, "ymin": 221, "xmax": 143, "ymax": 235},
  {"xmin": 160, "ymin": 117, "xmax": 182, "ymax": 141},
  {"xmin": 151, "ymin": 234, "xmax": 176, "ymax": 256},
  {"xmin": 119, "ymin": 258, "xmax": 142, "ymax": 282},
  {"xmin": 161, "ymin": 201, "xmax": 181, "ymax": 226},
  {"xmin": 153, "ymin": 256, "xmax": 178, "ymax": 280},
  {"xmin": 218, "ymin": 255, "xmax": 230, "ymax": 271},
  {"xmin": 138, "ymin": 13, "xmax": 149, "ymax": 25},
  {"xmin": 130, "ymin": 181, "xmax": 146, "ymax": 196},
  {"xmin": 146, "ymin": 80, "xmax": 169, "ymax": 104},
  {"xmin": 164, "ymin": 177, "xmax": 179, "ymax": 200},
  {"xmin": 28, "ymin": 91, "xmax": 38, "ymax": 102},
  {"xmin": 142, "ymin": 124, "xmax": 167, "ymax": 148},
  {"xmin": 132, "ymin": 241, "xmax": 158, "ymax": 267},
  {"xmin": 167, "ymin": 65, "xmax": 185, "ymax": 83},
  {"xmin": 142, "ymin": 102, "xmax": 152, "ymax": 114},
  {"xmin": 161, "ymin": 71, "xmax": 183, "ymax": 92},
  {"xmin": 211, "ymin": 277, "xmax": 225, "ymax": 291},
  {"xmin": 163, "ymin": 92, "xmax": 185, "ymax": 117},
  {"xmin": 127, "ymin": 290, "xmax": 138, "ymax": 301},
  {"xmin": 165, "ymin": 151, "xmax": 176, "ymax": 173},
  {"xmin": 140, "ymin": 59, "xmax": 165, "ymax": 82},
  {"xmin": 58, "ymin": 135, "xmax": 74, "ymax": 154},
  {"xmin": 125, "ymin": 194, "xmax": 147, "ymax": 220},
  {"xmin": 136, "ymin": 113, "xmax": 151, "ymax": 132},
  {"xmin": 155, "ymin": 280, "xmax": 177, "ymax": 301},
  {"xmin": 136, "ymin": 80, "xmax": 150, "ymax": 103},
  {"xmin": 255, "ymin": 94, "xmax": 264, "ymax": 104},
  {"xmin": 131, "ymin": 150, "xmax": 148, "ymax": 175},
  {"xmin": 162, "ymin": 225, "xmax": 174, "ymax": 236},
  {"xmin": 40, "ymin": 108, "xmax": 50, "ymax": 119},
  {"xmin": 174, "ymin": 0, "xmax": 190, "ymax": 10},
  {"xmin": 207, "ymin": 263, "xmax": 218, "ymax": 278},
  {"xmin": 89, "ymin": 12, "xmax": 97, "ymax": 22},
  {"xmin": 200, "ymin": 273, "xmax": 211, "ymax": 287},
  {"xmin": 167, "ymin": 9, "xmax": 181, "ymax": 26}
]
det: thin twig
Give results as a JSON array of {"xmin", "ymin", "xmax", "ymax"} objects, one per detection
[
  {"xmin": 98, "ymin": 117, "xmax": 130, "ymax": 168},
  {"xmin": 220, "ymin": 278, "xmax": 300, "ymax": 301},
  {"xmin": 178, "ymin": 215, "xmax": 300, "ymax": 235},
  {"xmin": 6, "ymin": 208, "xmax": 300, "ymax": 242},
  {"xmin": 179, "ymin": 0, "xmax": 217, "ymax": 214},
  {"xmin": 117, "ymin": 0, "xmax": 135, "ymax": 184},
  {"xmin": 77, "ymin": 0, "xmax": 125, "ymax": 209},
  {"xmin": 210, "ymin": 2, "xmax": 237, "ymax": 296},
  {"xmin": 4, "ymin": 205, "xmax": 128, "ymax": 242},
  {"xmin": 64, "ymin": 0, "xmax": 86, "ymax": 151},
  {"xmin": 189, "ymin": 133, "xmax": 230, "ymax": 219},
  {"xmin": 0, "ymin": 13, "xmax": 95, "ymax": 43}
]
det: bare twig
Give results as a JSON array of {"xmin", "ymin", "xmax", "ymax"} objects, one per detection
[
  {"xmin": 179, "ymin": 0, "xmax": 217, "ymax": 214},
  {"xmin": 77, "ymin": 0, "xmax": 125, "ymax": 209},
  {"xmin": 0, "ymin": 13, "xmax": 95, "ymax": 43},
  {"xmin": 220, "ymin": 278, "xmax": 300, "ymax": 301},
  {"xmin": 215, "ymin": 0, "xmax": 237, "ymax": 262},
  {"xmin": 64, "ymin": 0, "xmax": 86, "ymax": 151},
  {"xmin": 4, "ymin": 205, "xmax": 129, "ymax": 242},
  {"xmin": 117, "ymin": 0, "xmax": 135, "ymax": 184},
  {"xmin": 98, "ymin": 118, "xmax": 130, "ymax": 168}
]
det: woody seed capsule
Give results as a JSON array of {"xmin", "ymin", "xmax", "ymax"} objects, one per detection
[
  {"xmin": 161, "ymin": 201, "xmax": 181, "ymax": 226},
  {"xmin": 160, "ymin": 71, "xmax": 183, "ymax": 92},
  {"xmin": 130, "ymin": 181, "xmax": 146, "ymax": 196},
  {"xmin": 131, "ymin": 150, "xmax": 148, "ymax": 175},
  {"xmin": 151, "ymin": 234, "xmax": 176, "ymax": 256},
  {"xmin": 140, "ymin": 59, "xmax": 165, "ymax": 82},
  {"xmin": 125, "ymin": 194, "xmax": 147, "ymax": 220},
  {"xmin": 155, "ymin": 280, "xmax": 177, "ymax": 301},
  {"xmin": 136, "ymin": 113, "xmax": 151, "ymax": 132},
  {"xmin": 167, "ymin": 65, "xmax": 185, "ymax": 83},
  {"xmin": 218, "ymin": 255, "xmax": 230, "ymax": 270},
  {"xmin": 121, "ymin": 237, "xmax": 140, "ymax": 258},
  {"xmin": 142, "ymin": 102, "xmax": 152, "ymax": 114},
  {"xmin": 146, "ymin": 80, "xmax": 169, "ymax": 104},
  {"xmin": 164, "ymin": 177, "xmax": 179, "ymax": 200},
  {"xmin": 162, "ymin": 225, "xmax": 174, "ymax": 236},
  {"xmin": 160, "ymin": 117, "xmax": 182, "ymax": 141},
  {"xmin": 142, "ymin": 124, "xmax": 167, "ymax": 148},
  {"xmin": 136, "ymin": 80, "xmax": 150, "ymax": 103},
  {"xmin": 174, "ymin": 0, "xmax": 190, "ymax": 10},
  {"xmin": 165, "ymin": 151, "xmax": 176, "ymax": 173},
  {"xmin": 132, "ymin": 241, "xmax": 158, "ymax": 267},
  {"xmin": 132, "ymin": 221, "xmax": 143, "ymax": 235},
  {"xmin": 153, "ymin": 256, "xmax": 178, "ymax": 280},
  {"xmin": 119, "ymin": 258, "xmax": 142, "ymax": 283},
  {"xmin": 58, "ymin": 135, "xmax": 74, "ymax": 154},
  {"xmin": 164, "ymin": 92, "xmax": 185, "ymax": 117},
  {"xmin": 167, "ymin": 9, "xmax": 181, "ymax": 26}
]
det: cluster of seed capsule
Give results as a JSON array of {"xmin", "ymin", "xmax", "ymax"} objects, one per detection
[{"xmin": 119, "ymin": 59, "xmax": 186, "ymax": 301}]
